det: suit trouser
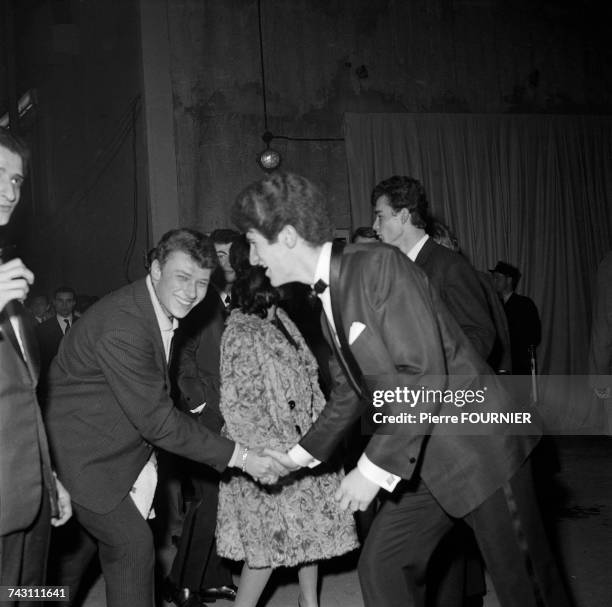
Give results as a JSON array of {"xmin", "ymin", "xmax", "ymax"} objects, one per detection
[
  {"xmin": 169, "ymin": 468, "xmax": 232, "ymax": 590},
  {"xmin": 57, "ymin": 494, "xmax": 155, "ymax": 607},
  {"xmin": 358, "ymin": 460, "xmax": 572, "ymax": 607},
  {"xmin": 0, "ymin": 493, "xmax": 51, "ymax": 606}
]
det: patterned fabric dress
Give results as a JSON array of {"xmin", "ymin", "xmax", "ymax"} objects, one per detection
[{"xmin": 216, "ymin": 308, "xmax": 358, "ymax": 568}]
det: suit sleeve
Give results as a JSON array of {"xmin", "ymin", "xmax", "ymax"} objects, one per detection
[
  {"xmin": 442, "ymin": 258, "xmax": 496, "ymax": 360},
  {"xmin": 95, "ymin": 328, "xmax": 234, "ymax": 472}
]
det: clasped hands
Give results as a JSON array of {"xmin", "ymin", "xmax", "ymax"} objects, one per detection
[{"xmin": 252, "ymin": 449, "xmax": 379, "ymax": 512}]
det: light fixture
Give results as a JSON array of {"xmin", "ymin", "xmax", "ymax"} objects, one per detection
[{"xmin": 257, "ymin": 131, "xmax": 281, "ymax": 172}]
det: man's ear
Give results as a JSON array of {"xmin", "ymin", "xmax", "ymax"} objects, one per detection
[
  {"xmin": 279, "ymin": 225, "xmax": 298, "ymax": 248},
  {"xmin": 150, "ymin": 259, "xmax": 162, "ymax": 281},
  {"xmin": 399, "ymin": 208, "xmax": 410, "ymax": 224}
]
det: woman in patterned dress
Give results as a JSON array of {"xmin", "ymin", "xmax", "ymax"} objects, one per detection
[{"xmin": 216, "ymin": 250, "xmax": 358, "ymax": 607}]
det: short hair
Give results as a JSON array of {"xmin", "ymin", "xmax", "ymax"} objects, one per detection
[
  {"xmin": 351, "ymin": 226, "xmax": 378, "ymax": 242},
  {"xmin": 228, "ymin": 233, "xmax": 251, "ymax": 275},
  {"xmin": 54, "ymin": 286, "xmax": 76, "ymax": 299},
  {"xmin": 149, "ymin": 228, "xmax": 217, "ymax": 270},
  {"xmin": 0, "ymin": 128, "xmax": 30, "ymax": 176},
  {"xmin": 430, "ymin": 220, "xmax": 460, "ymax": 252},
  {"xmin": 232, "ymin": 172, "xmax": 333, "ymax": 245},
  {"xmin": 211, "ymin": 228, "xmax": 240, "ymax": 246},
  {"xmin": 231, "ymin": 264, "xmax": 279, "ymax": 319},
  {"xmin": 371, "ymin": 175, "xmax": 431, "ymax": 230}
]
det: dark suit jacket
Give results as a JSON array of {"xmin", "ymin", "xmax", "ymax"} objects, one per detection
[
  {"xmin": 36, "ymin": 316, "xmax": 70, "ymax": 375},
  {"xmin": 299, "ymin": 243, "xmax": 538, "ymax": 518},
  {"xmin": 44, "ymin": 278, "xmax": 235, "ymax": 514},
  {"xmin": 0, "ymin": 304, "xmax": 56, "ymax": 535},
  {"xmin": 414, "ymin": 238, "xmax": 495, "ymax": 360},
  {"xmin": 504, "ymin": 292, "xmax": 541, "ymax": 374},
  {"xmin": 173, "ymin": 287, "xmax": 227, "ymax": 433}
]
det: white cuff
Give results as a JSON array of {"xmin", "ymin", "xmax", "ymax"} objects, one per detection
[
  {"xmin": 288, "ymin": 444, "xmax": 320, "ymax": 469},
  {"xmin": 357, "ymin": 454, "xmax": 401, "ymax": 492},
  {"xmin": 228, "ymin": 443, "xmax": 242, "ymax": 468}
]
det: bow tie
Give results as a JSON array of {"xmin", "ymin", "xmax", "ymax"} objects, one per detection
[{"xmin": 313, "ymin": 279, "xmax": 328, "ymax": 295}]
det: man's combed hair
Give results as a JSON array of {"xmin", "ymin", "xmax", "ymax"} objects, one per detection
[
  {"xmin": 232, "ymin": 172, "xmax": 334, "ymax": 245},
  {"xmin": 211, "ymin": 228, "xmax": 240, "ymax": 245},
  {"xmin": 371, "ymin": 175, "xmax": 431, "ymax": 230},
  {"xmin": 0, "ymin": 127, "xmax": 30, "ymax": 175},
  {"xmin": 150, "ymin": 228, "xmax": 218, "ymax": 270}
]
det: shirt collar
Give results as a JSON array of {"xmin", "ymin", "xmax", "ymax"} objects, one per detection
[
  {"xmin": 313, "ymin": 241, "xmax": 332, "ymax": 288},
  {"xmin": 56, "ymin": 313, "xmax": 73, "ymax": 324},
  {"xmin": 406, "ymin": 233, "xmax": 429, "ymax": 262},
  {"xmin": 146, "ymin": 275, "xmax": 179, "ymax": 333}
]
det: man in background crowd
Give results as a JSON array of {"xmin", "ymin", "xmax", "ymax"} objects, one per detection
[
  {"xmin": 36, "ymin": 285, "xmax": 78, "ymax": 378},
  {"xmin": 490, "ymin": 261, "xmax": 541, "ymax": 375}
]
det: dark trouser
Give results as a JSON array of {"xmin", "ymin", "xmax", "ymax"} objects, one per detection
[
  {"xmin": 55, "ymin": 494, "xmax": 155, "ymax": 607},
  {"xmin": 0, "ymin": 492, "xmax": 51, "ymax": 606},
  {"xmin": 169, "ymin": 466, "xmax": 232, "ymax": 590},
  {"xmin": 358, "ymin": 460, "xmax": 572, "ymax": 607}
]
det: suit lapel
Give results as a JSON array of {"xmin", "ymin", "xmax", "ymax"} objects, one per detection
[
  {"xmin": 329, "ymin": 241, "xmax": 367, "ymax": 399},
  {"xmin": 0, "ymin": 304, "xmax": 40, "ymax": 381}
]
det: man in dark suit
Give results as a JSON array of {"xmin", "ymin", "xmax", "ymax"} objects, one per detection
[
  {"xmin": 36, "ymin": 285, "xmax": 78, "ymax": 381},
  {"xmin": 371, "ymin": 177, "xmax": 494, "ymax": 605},
  {"xmin": 0, "ymin": 128, "xmax": 72, "ymax": 593},
  {"xmin": 491, "ymin": 261, "xmax": 541, "ymax": 375},
  {"xmin": 232, "ymin": 172, "xmax": 571, "ymax": 607},
  {"xmin": 44, "ymin": 228, "xmax": 285, "ymax": 607},
  {"xmin": 165, "ymin": 229, "xmax": 241, "ymax": 606},
  {"xmin": 372, "ymin": 176, "xmax": 495, "ymax": 361}
]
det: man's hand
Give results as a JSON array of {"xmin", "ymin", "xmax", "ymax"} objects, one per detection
[
  {"xmin": 51, "ymin": 477, "xmax": 72, "ymax": 527},
  {"xmin": 0, "ymin": 258, "xmax": 34, "ymax": 313},
  {"xmin": 262, "ymin": 448, "xmax": 301, "ymax": 476},
  {"xmin": 244, "ymin": 449, "xmax": 290, "ymax": 484},
  {"xmin": 335, "ymin": 468, "xmax": 379, "ymax": 512}
]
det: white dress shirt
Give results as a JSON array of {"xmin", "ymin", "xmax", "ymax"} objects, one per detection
[{"xmin": 129, "ymin": 276, "xmax": 180, "ymax": 519}]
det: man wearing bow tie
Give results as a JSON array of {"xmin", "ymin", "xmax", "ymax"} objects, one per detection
[
  {"xmin": 0, "ymin": 128, "xmax": 72, "ymax": 592},
  {"xmin": 230, "ymin": 172, "xmax": 571, "ymax": 607}
]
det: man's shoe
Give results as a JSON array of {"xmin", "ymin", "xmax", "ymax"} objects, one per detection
[
  {"xmin": 199, "ymin": 584, "xmax": 238, "ymax": 602},
  {"xmin": 162, "ymin": 578, "xmax": 205, "ymax": 607}
]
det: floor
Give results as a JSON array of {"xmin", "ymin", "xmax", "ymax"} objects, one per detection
[{"xmin": 78, "ymin": 437, "xmax": 612, "ymax": 607}]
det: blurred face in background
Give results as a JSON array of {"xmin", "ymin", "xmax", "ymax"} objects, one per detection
[
  {"xmin": 54, "ymin": 291, "xmax": 76, "ymax": 318},
  {"xmin": 214, "ymin": 242, "xmax": 236, "ymax": 286}
]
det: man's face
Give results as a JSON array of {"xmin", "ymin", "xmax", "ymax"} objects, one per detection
[
  {"xmin": 151, "ymin": 250, "xmax": 211, "ymax": 319},
  {"xmin": 0, "ymin": 145, "xmax": 24, "ymax": 226},
  {"xmin": 247, "ymin": 229, "xmax": 294, "ymax": 287},
  {"xmin": 214, "ymin": 242, "xmax": 236, "ymax": 286},
  {"xmin": 31, "ymin": 296, "xmax": 49, "ymax": 318},
  {"xmin": 373, "ymin": 195, "xmax": 404, "ymax": 245},
  {"xmin": 54, "ymin": 292, "xmax": 76, "ymax": 318},
  {"xmin": 492, "ymin": 272, "xmax": 511, "ymax": 295}
]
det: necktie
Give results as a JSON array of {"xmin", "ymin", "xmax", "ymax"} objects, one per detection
[
  {"xmin": 313, "ymin": 279, "xmax": 328, "ymax": 294},
  {"xmin": 224, "ymin": 294, "xmax": 231, "ymax": 307},
  {"xmin": 64, "ymin": 318, "xmax": 71, "ymax": 334}
]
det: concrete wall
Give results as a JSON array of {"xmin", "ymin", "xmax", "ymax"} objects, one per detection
[{"xmin": 167, "ymin": 0, "xmax": 612, "ymax": 232}]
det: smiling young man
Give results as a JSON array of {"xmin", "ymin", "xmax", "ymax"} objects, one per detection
[
  {"xmin": 44, "ymin": 228, "xmax": 285, "ymax": 607},
  {"xmin": 231, "ymin": 172, "xmax": 571, "ymax": 607}
]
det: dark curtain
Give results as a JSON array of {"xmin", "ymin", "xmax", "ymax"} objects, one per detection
[{"xmin": 344, "ymin": 112, "xmax": 612, "ymax": 380}]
